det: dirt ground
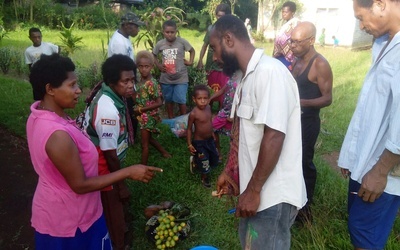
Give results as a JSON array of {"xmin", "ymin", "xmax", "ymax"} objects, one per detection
[
  {"xmin": 0, "ymin": 125, "xmax": 36, "ymax": 250},
  {"xmin": 0, "ymin": 125, "xmax": 341, "ymax": 250}
]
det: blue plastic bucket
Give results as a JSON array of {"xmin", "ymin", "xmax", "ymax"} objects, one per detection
[{"xmin": 190, "ymin": 246, "xmax": 218, "ymax": 250}]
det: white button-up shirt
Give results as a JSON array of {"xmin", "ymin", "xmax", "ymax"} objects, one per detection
[
  {"xmin": 338, "ymin": 32, "xmax": 400, "ymax": 196},
  {"xmin": 232, "ymin": 49, "xmax": 307, "ymax": 211}
]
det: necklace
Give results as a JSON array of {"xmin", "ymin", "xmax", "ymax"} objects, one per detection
[
  {"xmin": 37, "ymin": 104, "xmax": 54, "ymax": 112},
  {"xmin": 37, "ymin": 103, "xmax": 70, "ymax": 121}
]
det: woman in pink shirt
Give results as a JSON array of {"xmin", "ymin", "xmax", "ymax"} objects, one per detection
[{"xmin": 26, "ymin": 54, "xmax": 162, "ymax": 249}]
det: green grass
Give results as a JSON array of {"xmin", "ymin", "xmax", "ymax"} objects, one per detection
[{"xmin": 1, "ymin": 29, "xmax": 400, "ymax": 249}]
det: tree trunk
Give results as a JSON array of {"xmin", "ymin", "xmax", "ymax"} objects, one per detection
[
  {"xmin": 13, "ymin": 0, "xmax": 18, "ymax": 22},
  {"xmin": 30, "ymin": 0, "xmax": 34, "ymax": 23}
]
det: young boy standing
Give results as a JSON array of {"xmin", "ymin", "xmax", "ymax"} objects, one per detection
[
  {"xmin": 187, "ymin": 85, "xmax": 219, "ymax": 188},
  {"xmin": 153, "ymin": 20, "xmax": 195, "ymax": 119},
  {"xmin": 25, "ymin": 27, "xmax": 60, "ymax": 71}
]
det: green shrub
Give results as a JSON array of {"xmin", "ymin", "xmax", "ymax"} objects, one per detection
[
  {"xmin": 0, "ymin": 25, "xmax": 8, "ymax": 44},
  {"xmin": 59, "ymin": 22, "xmax": 83, "ymax": 56},
  {"xmin": 71, "ymin": 4, "xmax": 119, "ymax": 30},
  {"xmin": 0, "ymin": 47, "xmax": 17, "ymax": 74},
  {"xmin": 12, "ymin": 52, "xmax": 26, "ymax": 76},
  {"xmin": 135, "ymin": 7, "xmax": 187, "ymax": 50},
  {"xmin": 186, "ymin": 12, "xmax": 211, "ymax": 31},
  {"xmin": 253, "ymin": 31, "xmax": 266, "ymax": 43},
  {"xmin": 187, "ymin": 66, "xmax": 207, "ymax": 109},
  {"xmin": 76, "ymin": 61, "xmax": 102, "ymax": 89}
]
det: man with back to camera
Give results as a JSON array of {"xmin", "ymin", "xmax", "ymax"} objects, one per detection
[
  {"xmin": 338, "ymin": 0, "xmax": 400, "ymax": 249},
  {"xmin": 25, "ymin": 27, "xmax": 60, "ymax": 71},
  {"xmin": 212, "ymin": 15, "xmax": 307, "ymax": 250},
  {"xmin": 289, "ymin": 21, "xmax": 333, "ymax": 224}
]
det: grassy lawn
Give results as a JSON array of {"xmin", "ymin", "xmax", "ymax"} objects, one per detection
[{"xmin": 1, "ymin": 29, "xmax": 400, "ymax": 249}]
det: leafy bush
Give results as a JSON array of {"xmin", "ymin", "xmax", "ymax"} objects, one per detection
[
  {"xmin": 0, "ymin": 47, "xmax": 20, "ymax": 74},
  {"xmin": 135, "ymin": 7, "xmax": 187, "ymax": 50},
  {"xmin": 59, "ymin": 22, "xmax": 83, "ymax": 56},
  {"xmin": 187, "ymin": 66, "xmax": 207, "ymax": 108},
  {"xmin": 186, "ymin": 12, "xmax": 210, "ymax": 31},
  {"xmin": 76, "ymin": 61, "xmax": 102, "ymax": 89},
  {"xmin": 253, "ymin": 31, "xmax": 267, "ymax": 43},
  {"xmin": 71, "ymin": 4, "xmax": 119, "ymax": 30},
  {"xmin": 0, "ymin": 25, "xmax": 8, "ymax": 44}
]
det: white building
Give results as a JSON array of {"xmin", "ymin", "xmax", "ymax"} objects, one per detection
[{"xmin": 257, "ymin": 0, "xmax": 373, "ymax": 48}]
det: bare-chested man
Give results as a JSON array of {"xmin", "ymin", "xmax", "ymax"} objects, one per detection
[
  {"xmin": 289, "ymin": 21, "xmax": 333, "ymax": 224},
  {"xmin": 187, "ymin": 85, "xmax": 219, "ymax": 188}
]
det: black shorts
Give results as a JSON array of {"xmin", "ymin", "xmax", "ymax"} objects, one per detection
[{"xmin": 192, "ymin": 137, "xmax": 219, "ymax": 174}]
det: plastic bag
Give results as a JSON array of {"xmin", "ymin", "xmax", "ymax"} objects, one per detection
[{"xmin": 162, "ymin": 114, "xmax": 189, "ymax": 138}]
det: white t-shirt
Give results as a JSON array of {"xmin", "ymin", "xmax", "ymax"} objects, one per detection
[
  {"xmin": 24, "ymin": 42, "xmax": 59, "ymax": 65},
  {"xmin": 232, "ymin": 49, "xmax": 307, "ymax": 211},
  {"xmin": 108, "ymin": 30, "xmax": 134, "ymax": 60}
]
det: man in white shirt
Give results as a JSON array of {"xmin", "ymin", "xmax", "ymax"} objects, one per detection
[
  {"xmin": 108, "ymin": 12, "xmax": 144, "ymax": 60},
  {"xmin": 108, "ymin": 12, "xmax": 144, "ymax": 143},
  {"xmin": 212, "ymin": 15, "xmax": 307, "ymax": 250},
  {"xmin": 24, "ymin": 27, "xmax": 60, "ymax": 71},
  {"xmin": 338, "ymin": 1, "xmax": 400, "ymax": 249}
]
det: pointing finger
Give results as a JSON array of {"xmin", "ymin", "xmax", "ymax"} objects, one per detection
[{"xmin": 148, "ymin": 166, "xmax": 163, "ymax": 173}]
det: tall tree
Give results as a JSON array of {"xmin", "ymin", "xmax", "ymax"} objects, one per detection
[{"xmin": 29, "ymin": 0, "xmax": 33, "ymax": 22}]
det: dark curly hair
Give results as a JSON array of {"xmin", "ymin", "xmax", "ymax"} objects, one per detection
[
  {"xmin": 282, "ymin": 1, "xmax": 297, "ymax": 12},
  {"xmin": 102, "ymin": 54, "xmax": 137, "ymax": 86},
  {"xmin": 162, "ymin": 20, "xmax": 177, "ymax": 30},
  {"xmin": 192, "ymin": 84, "xmax": 210, "ymax": 97},
  {"xmin": 29, "ymin": 53, "xmax": 75, "ymax": 100},
  {"xmin": 215, "ymin": 3, "xmax": 231, "ymax": 15},
  {"xmin": 29, "ymin": 27, "xmax": 41, "ymax": 36},
  {"xmin": 213, "ymin": 15, "xmax": 249, "ymax": 42}
]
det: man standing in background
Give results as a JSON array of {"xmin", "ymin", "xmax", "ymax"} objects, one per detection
[
  {"xmin": 108, "ymin": 12, "xmax": 144, "ymax": 144},
  {"xmin": 25, "ymin": 27, "xmax": 60, "ymax": 71},
  {"xmin": 290, "ymin": 21, "xmax": 333, "ymax": 224},
  {"xmin": 108, "ymin": 12, "xmax": 144, "ymax": 60},
  {"xmin": 197, "ymin": 3, "xmax": 231, "ymax": 110}
]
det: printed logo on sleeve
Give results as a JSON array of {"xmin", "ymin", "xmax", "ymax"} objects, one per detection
[{"xmin": 101, "ymin": 119, "xmax": 116, "ymax": 126}]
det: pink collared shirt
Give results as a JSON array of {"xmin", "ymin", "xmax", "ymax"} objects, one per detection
[{"xmin": 26, "ymin": 101, "xmax": 102, "ymax": 237}]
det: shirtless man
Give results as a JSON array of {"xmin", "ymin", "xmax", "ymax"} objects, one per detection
[{"xmin": 289, "ymin": 21, "xmax": 333, "ymax": 223}]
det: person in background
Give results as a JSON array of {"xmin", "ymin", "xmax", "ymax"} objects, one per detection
[
  {"xmin": 108, "ymin": 12, "xmax": 144, "ymax": 144},
  {"xmin": 27, "ymin": 53, "xmax": 161, "ymax": 250},
  {"xmin": 25, "ymin": 27, "xmax": 60, "ymax": 71},
  {"xmin": 187, "ymin": 85, "xmax": 219, "ymax": 188},
  {"xmin": 273, "ymin": 1, "xmax": 300, "ymax": 70},
  {"xmin": 108, "ymin": 12, "xmax": 144, "ymax": 60},
  {"xmin": 134, "ymin": 50, "xmax": 172, "ymax": 164},
  {"xmin": 318, "ymin": 28, "xmax": 326, "ymax": 47},
  {"xmin": 211, "ymin": 15, "xmax": 307, "ymax": 249},
  {"xmin": 244, "ymin": 18, "xmax": 255, "ymax": 44},
  {"xmin": 153, "ymin": 20, "xmax": 195, "ymax": 119},
  {"xmin": 332, "ymin": 35, "xmax": 339, "ymax": 48},
  {"xmin": 84, "ymin": 54, "xmax": 158, "ymax": 250},
  {"xmin": 290, "ymin": 21, "xmax": 333, "ymax": 224},
  {"xmin": 338, "ymin": 0, "xmax": 400, "ymax": 249},
  {"xmin": 197, "ymin": 3, "xmax": 231, "ymax": 110},
  {"xmin": 210, "ymin": 75, "xmax": 238, "ymax": 162}
]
